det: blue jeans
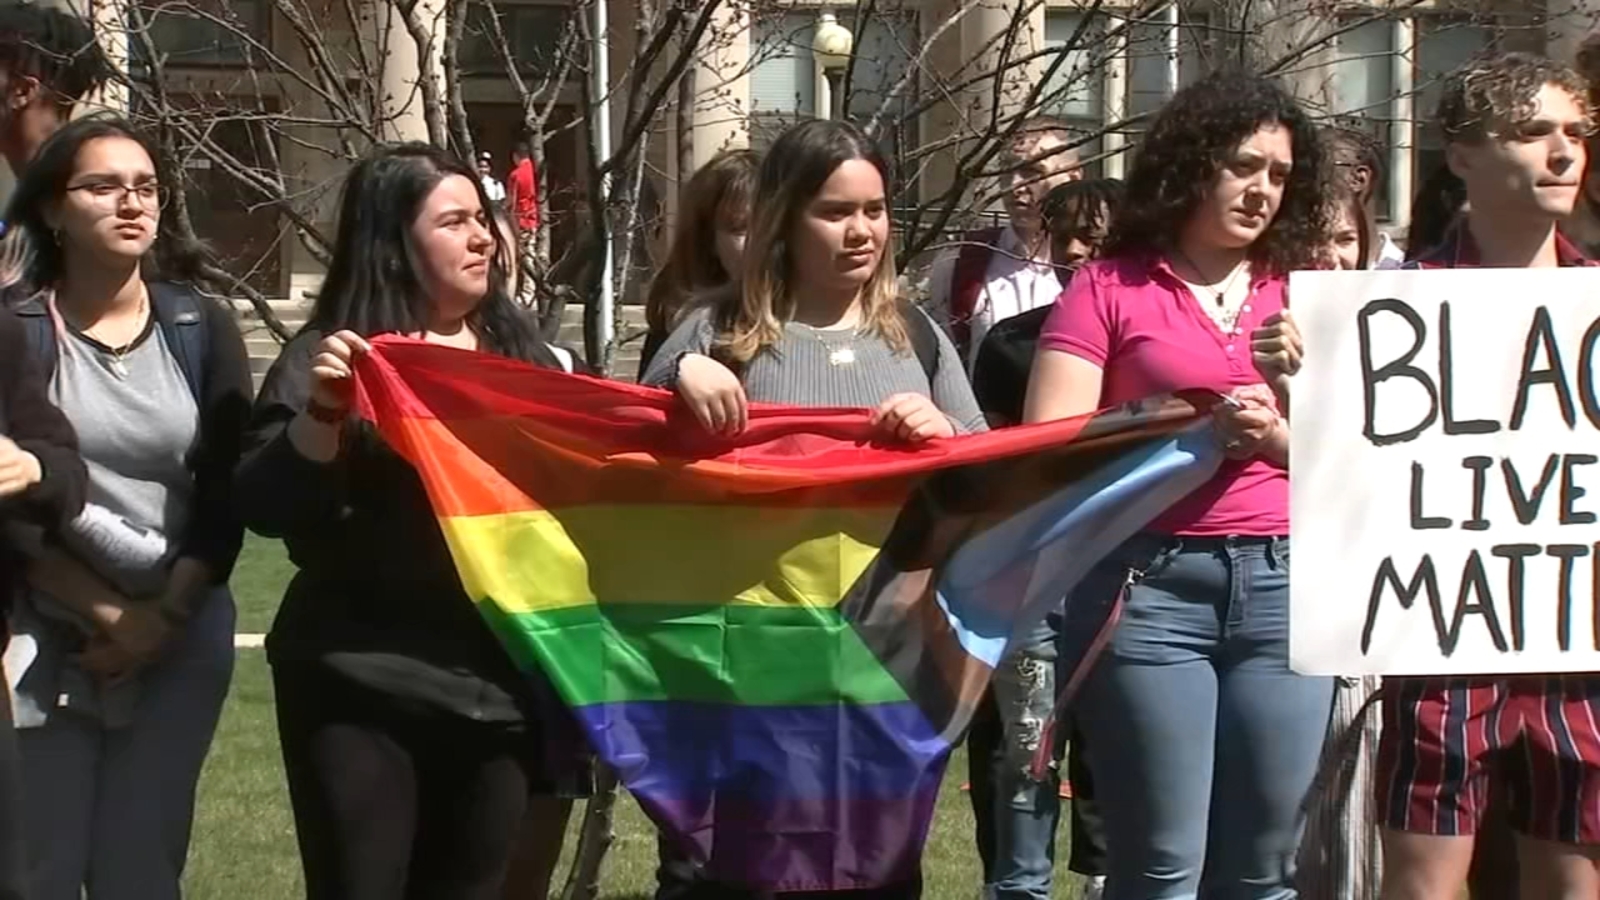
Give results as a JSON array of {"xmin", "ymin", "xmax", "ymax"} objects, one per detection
[
  {"xmin": 983, "ymin": 613, "xmax": 1062, "ymax": 900},
  {"xmin": 18, "ymin": 587, "xmax": 236, "ymax": 900},
  {"xmin": 1069, "ymin": 535, "xmax": 1332, "ymax": 900}
]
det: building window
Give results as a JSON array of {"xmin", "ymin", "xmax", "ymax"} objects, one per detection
[
  {"xmin": 749, "ymin": 12, "xmax": 817, "ymax": 129},
  {"xmin": 1330, "ymin": 13, "xmax": 1493, "ymax": 224},
  {"xmin": 1042, "ymin": 11, "xmax": 1110, "ymax": 177},
  {"xmin": 1414, "ymin": 18, "xmax": 1495, "ymax": 187},
  {"xmin": 135, "ymin": 0, "xmax": 269, "ymax": 67},
  {"xmin": 747, "ymin": 8, "xmax": 917, "ymax": 142},
  {"xmin": 1330, "ymin": 17, "xmax": 1397, "ymax": 218},
  {"xmin": 459, "ymin": 4, "xmax": 571, "ymax": 76},
  {"xmin": 1123, "ymin": 11, "xmax": 1213, "ymax": 119}
]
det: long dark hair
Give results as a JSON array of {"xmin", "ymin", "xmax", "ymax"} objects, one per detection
[
  {"xmin": 719, "ymin": 119, "xmax": 903, "ymax": 363},
  {"xmin": 1105, "ymin": 69, "xmax": 1331, "ymax": 274},
  {"xmin": 1, "ymin": 113, "xmax": 211, "ymax": 293},
  {"xmin": 310, "ymin": 142, "xmax": 542, "ymax": 361},
  {"xmin": 645, "ymin": 149, "xmax": 757, "ymax": 339}
]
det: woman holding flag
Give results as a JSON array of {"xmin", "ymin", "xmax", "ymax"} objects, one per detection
[
  {"xmin": 642, "ymin": 117, "xmax": 983, "ymax": 897},
  {"xmin": 236, "ymin": 142, "xmax": 584, "ymax": 900},
  {"xmin": 1024, "ymin": 69, "xmax": 1327, "ymax": 900},
  {"xmin": 643, "ymin": 118, "xmax": 982, "ymax": 442}
]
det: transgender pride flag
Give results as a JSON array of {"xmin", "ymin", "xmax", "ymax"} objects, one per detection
[{"xmin": 353, "ymin": 337, "xmax": 1222, "ymax": 892}]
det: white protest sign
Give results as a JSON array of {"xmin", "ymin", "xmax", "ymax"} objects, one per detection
[{"xmin": 1290, "ymin": 267, "xmax": 1600, "ymax": 676}]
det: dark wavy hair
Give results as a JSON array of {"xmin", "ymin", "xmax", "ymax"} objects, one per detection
[
  {"xmin": 309, "ymin": 141, "xmax": 543, "ymax": 361},
  {"xmin": 0, "ymin": 113, "xmax": 213, "ymax": 293},
  {"xmin": 1043, "ymin": 178, "xmax": 1124, "ymax": 240},
  {"xmin": 1104, "ymin": 69, "xmax": 1331, "ymax": 274}
]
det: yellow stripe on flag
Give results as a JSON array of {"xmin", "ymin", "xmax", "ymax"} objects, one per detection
[{"xmin": 438, "ymin": 504, "xmax": 893, "ymax": 614}]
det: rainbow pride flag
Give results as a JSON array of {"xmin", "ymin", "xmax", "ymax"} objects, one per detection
[{"xmin": 353, "ymin": 337, "xmax": 1223, "ymax": 891}]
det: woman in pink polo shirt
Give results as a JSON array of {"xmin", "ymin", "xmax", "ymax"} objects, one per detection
[{"xmin": 1024, "ymin": 70, "xmax": 1331, "ymax": 900}]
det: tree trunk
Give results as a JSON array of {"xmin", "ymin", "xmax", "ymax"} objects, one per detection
[{"xmin": 677, "ymin": 34, "xmax": 696, "ymax": 194}]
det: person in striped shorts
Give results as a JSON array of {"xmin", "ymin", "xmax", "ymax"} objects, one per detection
[{"xmin": 1375, "ymin": 52, "xmax": 1600, "ymax": 900}]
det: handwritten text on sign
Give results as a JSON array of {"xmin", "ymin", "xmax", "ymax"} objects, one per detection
[{"xmin": 1290, "ymin": 268, "xmax": 1600, "ymax": 676}]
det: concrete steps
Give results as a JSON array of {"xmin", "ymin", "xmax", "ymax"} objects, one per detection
[{"xmin": 232, "ymin": 298, "xmax": 648, "ymax": 390}]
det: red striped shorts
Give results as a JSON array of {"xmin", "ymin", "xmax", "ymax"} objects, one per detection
[{"xmin": 1375, "ymin": 675, "xmax": 1600, "ymax": 843}]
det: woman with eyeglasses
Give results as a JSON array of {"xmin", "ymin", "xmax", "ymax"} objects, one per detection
[{"xmin": 0, "ymin": 113, "xmax": 251, "ymax": 900}]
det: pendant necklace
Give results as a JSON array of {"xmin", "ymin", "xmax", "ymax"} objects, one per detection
[
  {"xmin": 1172, "ymin": 247, "xmax": 1249, "ymax": 333},
  {"xmin": 797, "ymin": 322, "xmax": 858, "ymax": 367},
  {"xmin": 77, "ymin": 288, "xmax": 149, "ymax": 380}
]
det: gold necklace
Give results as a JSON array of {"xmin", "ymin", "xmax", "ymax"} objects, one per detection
[{"xmin": 81, "ymin": 288, "xmax": 149, "ymax": 379}]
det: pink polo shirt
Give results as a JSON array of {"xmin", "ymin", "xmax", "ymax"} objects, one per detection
[{"xmin": 1039, "ymin": 252, "xmax": 1287, "ymax": 536}]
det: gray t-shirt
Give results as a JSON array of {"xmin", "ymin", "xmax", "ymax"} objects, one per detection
[
  {"xmin": 49, "ymin": 318, "xmax": 198, "ymax": 598},
  {"xmin": 641, "ymin": 306, "xmax": 987, "ymax": 434},
  {"xmin": 9, "ymin": 316, "xmax": 200, "ymax": 729}
]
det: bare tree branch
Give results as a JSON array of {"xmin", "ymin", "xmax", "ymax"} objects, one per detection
[
  {"xmin": 443, "ymin": 0, "xmax": 475, "ymax": 158},
  {"xmin": 394, "ymin": 0, "xmax": 449, "ymax": 145},
  {"xmin": 595, "ymin": 0, "xmax": 725, "ymax": 180}
]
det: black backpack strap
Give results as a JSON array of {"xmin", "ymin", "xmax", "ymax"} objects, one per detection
[
  {"xmin": 13, "ymin": 296, "xmax": 57, "ymax": 379},
  {"xmin": 903, "ymin": 304, "xmax": 940, "ymax": 384},
  {"xmin": 148, "ymin": 282, "xmax": 210, "ymax": 401}
]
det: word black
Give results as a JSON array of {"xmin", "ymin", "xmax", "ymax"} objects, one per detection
[{"xmin": 1359, "ymin": 300, "xmax": 1600, "ymax": 445}]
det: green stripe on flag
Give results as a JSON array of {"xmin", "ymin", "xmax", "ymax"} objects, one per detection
[{"xmin": 480, "ymin": 601, "xmax": 913, "ymax": 707}]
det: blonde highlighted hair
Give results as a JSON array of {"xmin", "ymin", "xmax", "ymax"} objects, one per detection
[{"xmin": 715, "ymin": 119, "xmax": 907, "ymax": 364}]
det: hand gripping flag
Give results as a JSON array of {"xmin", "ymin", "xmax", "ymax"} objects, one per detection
[{"xmin": 352, "ymin": 337, "xmax": 1225, "ymax": 892}]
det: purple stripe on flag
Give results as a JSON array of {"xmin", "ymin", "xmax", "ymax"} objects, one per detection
[
  {"xmin": 653, "ymin": 789, "xmax": 939, "ymax": 891},
  {"xmin": 574, "ymin": 700, "xmax": 947, "ymax": 889}
]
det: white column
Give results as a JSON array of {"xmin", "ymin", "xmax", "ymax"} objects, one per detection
[
  {"xmin": 963, "ymin": 0, "xmax": 1041, "ymax": 126},
  {"xmin": 689, "ymin": 1, "xmax": 749, "ymax": 171},
  {"xmin": 1391, "ymin": 16, "xmax": 1415, "ymax": 232},
  {"xmin": 365, "ymin": 0, "xmax": 445, "ymax": 143},
  {"xmin": 83, "ymin": 0, "xmax": 129, "ymax": 115}
]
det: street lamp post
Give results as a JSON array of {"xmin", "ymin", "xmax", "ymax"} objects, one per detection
[{"xmin": 811, "ymin": 12, "xmax": 853, "ymax": 121}]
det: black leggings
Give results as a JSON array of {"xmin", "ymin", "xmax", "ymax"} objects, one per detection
[
  {"xmin": 0, "ymin": 680, "xmax": 26, "ymax": 900},
  {"xmin": 273, "ymin": 664, "xmax": 544, "ymax": 900}
]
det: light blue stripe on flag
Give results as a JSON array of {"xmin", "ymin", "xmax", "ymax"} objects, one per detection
[{"xmin": 933, "ymin": 422, "xmax": 1223, "ymax": 667}]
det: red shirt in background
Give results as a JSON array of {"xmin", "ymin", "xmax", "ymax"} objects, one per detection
[{"xmin": 506, "ymin": 157, "xmax": 540, "ymax": 233}]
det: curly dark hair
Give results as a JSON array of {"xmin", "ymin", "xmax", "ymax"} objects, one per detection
[
  {"xmin": 1437, "ymin": 52, "xmax": 1591, "ymax": 143},
  {"xmin": 1104, "ymin": 69, "xmax": 1331, "ymax": 274}
]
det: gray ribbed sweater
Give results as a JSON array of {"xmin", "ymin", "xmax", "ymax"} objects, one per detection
[{"xmin": 640, "ymin": 306, "xmax": 987, "ymax": 434}]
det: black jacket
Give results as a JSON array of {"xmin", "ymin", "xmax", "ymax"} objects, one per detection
[
  {"xmin": 13, "ymin": 284, "xmax": 253, "ymax": 584},
  {"xmin": 0, "ymin": 307, "xmax": 86, "ymax": 617},
  {"xmin": 236, "ymin": 329, "xmax": 574, "ymax": 728}
]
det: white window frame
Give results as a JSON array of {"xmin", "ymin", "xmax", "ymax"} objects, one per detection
[
  {"xmin": 1330, "ymin": 10, "xmax": 1499, "ymax": 228},
  {"xmin": 1041, "ymin": 5, "xmax": 1216, "ymax": 180}
]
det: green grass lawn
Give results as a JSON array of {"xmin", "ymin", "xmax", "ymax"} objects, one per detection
[{"xmin": 183, "ymin": 537, "xmax": 1093, "ymax": 899}]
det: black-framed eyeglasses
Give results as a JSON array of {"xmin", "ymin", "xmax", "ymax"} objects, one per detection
[{"xmin": 66, "ymin": 180, "xmax": 165, "ymax": 210}]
